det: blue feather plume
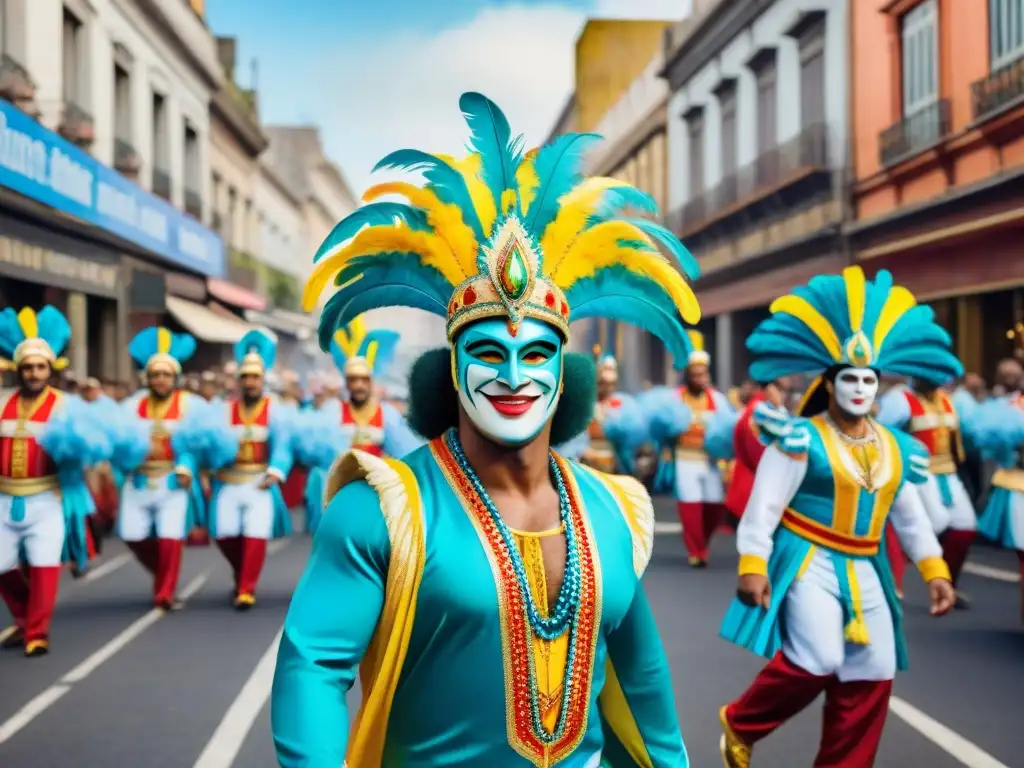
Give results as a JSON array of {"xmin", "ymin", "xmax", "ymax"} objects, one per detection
[
  {"xmin": 459, "ymin": 92, "xmax": 524, "ymax": 214},
  {"xmin": 313, "ymin": 202, "xmax": 430, "ymax": 264},
  {"xmin": 292, "ymin": 411, "xmax": 351, "ymax": 469},
  {"xmin": 618, "ymin": 218, "xmax": 700, "ymax": 280},
  {"xmin": 600, "ymin": 393, "xmax": 648, "ymax": 453},
  {"xmin": 527, "ymin": 132, "xmax": 602, "ymax": 239},
  {"xmin": 41, "ymin": 396, "xmax": 113, "ymax": 468},
  {"xmin": 646, "ymin": 388, "xmax": 692, "ymax": 445},
  {"xmin": 361, "ymin": 329, "xmax": 401, "ymax": 378},
  {"xmin": 234, "ymin": 329, "xmax": 277, "ymax": 370},
  {"xmin": 704, "ymin": 411, "xmax": 739, "ymax": 461},
  {"xmin": 0, "ymin": 306, "xmax": 72, "ymax": 359}
]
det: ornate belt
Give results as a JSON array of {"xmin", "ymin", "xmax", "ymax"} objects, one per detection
[
  {"xmin": 929, "ymin": 453, "xmax": 957, "ymax": 475},
  {"xmin": 137, "ymin": 460, "xmax": 175, "ymax": 478},
  {"xmin": 0, "ymin": 475, "xmax": 59, "ymax": 497},
  {"xmin": 675, "ymin": 446, "xmax": 708, "ymax": 462},
  {"xmin": 781, "ymin": 509, "xmax": 880, "ymax": 556},
  {"xmin": 217, "ymin": 464, "xmax": 268, "ymax": 484},
  {"xmin": 992, "ymin": 468, "xmax": 1024, "ymax": 493}
]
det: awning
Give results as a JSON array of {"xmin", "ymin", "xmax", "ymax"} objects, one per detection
[
  {"xmin": 244, "ymin": 307, "xmax": 317, "ymax": 340},
  {"xmin": 207, "ymin": 277, "xmax": 267, "ymax": 311},
  {"xmin": 166, "ymin": 295, "xmax": 256, "ymax": 344}
]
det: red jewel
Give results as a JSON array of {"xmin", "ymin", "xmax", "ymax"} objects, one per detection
[
  {"xmin": 560, "ymin": 301, "xmax": 568, "ymax": 316},
  {"xmin": 464, "ymin": 286, "xmax": 477, "ymax": 306},
  {"xmin": 545, "ymin": 291, "xmax": 556, "ymax": 308}
]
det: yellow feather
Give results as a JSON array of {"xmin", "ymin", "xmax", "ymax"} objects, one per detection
[
  {"xmin": 157, "ymin": 327, "xmax": 172, "ymax": 355},
  {"xmin": 541, "ymin": 178, "xmax": 634, "ymax": 270},
  {"xmin": 363, "ymin": 181, "xmax": 478, "ymax": 280},
  {"xmin": 550, "ymin": 241, "xmax": 700, "ymax": 325},
  {"xmin": 302, "ymin": 224, "xmax": 457, "ymax": 311},
  {"xmin": 17, "ymin": 307, "xmax": 38, "ymax": 339},
  {"xmin": 688, "ymin": 330, "xmax": 705, "ymax": 352},
  {"xmin": 333, "ymin": 315, "xmax": 366, "ymax": 359},
  {"xmin": 516, "ymin": 152, "xmax": 540, "ymax": 215},
  {"xmin": 843, "ymin": 266, "xmax": 867, "ymax": 333},
  {"xmin": 770, "ymin": 295, "xmax": 843, "ymax": 361},
  {"xmin": 434, "ymin": 153, "xmax": 497, "ymax": 236},
  {"xmin": 874, "ymin": 286, "xmax": 917, "ymax": 355},
  {"xmin": 365, "ymin": 339, "xmax": 379, "ymax": 369},
  {"xmin": 550, "ymin": 220, "xmax": 664, "ymax": 283}
]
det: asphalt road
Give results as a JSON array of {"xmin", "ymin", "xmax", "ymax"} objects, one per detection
[{"xmin": 1, "ymin": 501, "xmax": 1022, "ymax": 768}]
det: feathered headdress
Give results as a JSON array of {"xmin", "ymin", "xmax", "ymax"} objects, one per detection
[
  {"xmin": 128, "ymin": 327, "xmax": 196, "ymax": 375},
  {"xmin": 0, "ymin": 306, "xmax": 71, "ymax": 371},
  {"xmin": 234, "ymin": 330, "xmax": 277, "ymax": 376},
  {"xmin": 687, "ymin": 329, "xmax": 709, "ymax": 367},
  {"xmin": 747, "ymin": 267, "xmax": 963, "ymax": 415},
  {"xmin": 593, "ymin": 344, "xmax": 618, "ymax": 382},
  {"xmin": 302, "ymin": 92, "xmax": 701, "ymax": 368},
  {"xmin": 330, "ymin": 314, "xmax": 401, "ymax": 379}
]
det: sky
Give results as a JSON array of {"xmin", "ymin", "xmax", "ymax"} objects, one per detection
[{"xmin": 206, "ymin": 0, "xmax": 693, "ymax": 196}]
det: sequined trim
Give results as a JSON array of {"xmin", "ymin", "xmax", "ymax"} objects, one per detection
[{"xmin": 431, "ymin": 438, "xmax": 601, "ymax": 767}]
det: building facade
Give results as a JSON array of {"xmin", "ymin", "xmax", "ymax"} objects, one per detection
[
  {"xmin": 0, "ymin": 0, "xmax": 224, "ymax": 381},
  {"xmin": 850, "ymin": 0, "xmax": 1024, "ymax": 380},
  {"xmin": 662, "ymin": 0, "xmax": 850, "ymax": 389}
]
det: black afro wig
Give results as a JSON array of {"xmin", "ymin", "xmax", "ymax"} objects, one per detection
[{"xmin": 406, "ymin": 348, "xmax": 597, "ymax": 446}]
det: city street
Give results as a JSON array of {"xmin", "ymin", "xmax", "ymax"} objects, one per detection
[{"xmin": 0, "ymin": 501, "xmax": 1021, "ymax": 768}]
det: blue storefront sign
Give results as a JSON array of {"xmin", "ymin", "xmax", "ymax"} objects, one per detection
[{"xmin": 0, "ymin": 99, "xmax": 224, "ymax": 277}]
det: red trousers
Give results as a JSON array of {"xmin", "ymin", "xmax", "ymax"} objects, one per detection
[
  {"xmin": 127, "ymin": 538, "xmax": 183, "ymax": 606},
  {"xmin": 726, "ymin": 652, "xmax": 893, "ymax": 766},
  {"xmin": 676, "ymin": 501, "xmax": 725, "ymax": 562},
  {"xmin": 939, "ymin": 528, "xmax": 975, "ymax": 587},
  {"xmin": 884, "ymin": 524, "xmax": 906, "ymax": 593},
  {"xmin": 216, "ymin": 536, "xmax": 268, "ymax": 597},
  {"xmin": 0, "ymin": 566, "xmax": 62, "ymax": 644}
]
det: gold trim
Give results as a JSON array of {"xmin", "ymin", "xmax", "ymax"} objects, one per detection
[
  {"xmin": 137, "ymin": 460, "xmax": 175, "ymax": 476},
  {"xmin": 0, "ymin": 475, "xmax": 59, "ymax": 496},
  {"xmin": 216, "ymin": 465, "xmax": 269, "ymax": 484},
  {"xmin": 992, "ymin": 468, "xmax": 1024, "ymax": 493},
  {"xmin": 674, "ymin": 447, "xmax": 708, "ymax": 462},
  {"xmin": 929, "ymin": 454, "xmax": 957, "ymax": 475}
]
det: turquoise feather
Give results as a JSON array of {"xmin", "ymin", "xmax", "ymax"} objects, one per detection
[
  {"xmin": 332, "ymin": 254, "xmax": 452, "ymax": 301},
  {"xmin": 527, "ymin": 132, "xmax": 602, "ymax": 241},
  {"xmin": 583, "ymin": 186, "xmax": 659, "ymax": 230},
  {"xmin": 361, "ymin": 329, "xmax": 401, "ymax": 378},
  {"xmin": 234, "ymin": 330, "xmax": 277, "ymax": 370},
  {"xmin": 0, "ymin": 306, "xmax": 72, "ymax": 360},
  {"xmin": 620, "ymin": 218, "xmax": 700, "ymax": 280},
  {"xmin": 312, "ymin": 202, "xmax": 429, "ymax": 264},
  {"xmin": 459, "ymin": 92, "xmax": 524, "ymax": 214},
  {"xmin": 319, "ymin": 282, "xmax": 446, "ymax": 351},
  {"xmin": 373, "ymin": 149, "xmax": 485, "ymax": 241}
]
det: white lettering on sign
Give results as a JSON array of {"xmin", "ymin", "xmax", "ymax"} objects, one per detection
[
  {"xmin": 48, "ymin": 147, "xmax": 94, "ymax": 206},
  {"xmin": 0, "ymin": 112, "xmax": 48, "ymax": 184},
  {"xmin": 97, "ymin": 180, "xmax": 138, "ymax": 227},
  {"xmin": 178, "ymin": 225, "xmax": 210, "ymax": 265},
  {"xmin": 139, "ymin": 205, "xmax": 169, "ymax": 243}
]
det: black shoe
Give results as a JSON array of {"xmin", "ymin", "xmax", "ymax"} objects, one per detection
[{"xmin": 1, "ymin": 627, "xmax": 25, "ymax": 649}]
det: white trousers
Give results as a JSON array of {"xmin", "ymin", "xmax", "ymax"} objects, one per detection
[
  {"xmin": 1007, "ymin": 491, "xmax": 1024, "ymax": 550},
  {"xmin": 118, "ymin": 481, "xmax": 189, "ymax": 541},
  {"xmin": 916, "ymin": 472, "xmax": 976, "ymax": 534},
  {"xmin": 0, "ymin": 491, "xmax": 65, "ymax": 571},
  {"xmin": 214, "ymin": 478, "xmax": 273, "ymax": 539},
  {"xmin": 674, "ymin": 457, "xmax": 724, "ymax": 503},
  {"xmin": 782, "ymin": 549, "xmax": 896, "ymax": 682}
]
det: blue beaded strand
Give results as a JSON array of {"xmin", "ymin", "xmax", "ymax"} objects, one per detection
[{"xmin": 446, "ymin": 429, "xmax": 582, "ymax": 641}]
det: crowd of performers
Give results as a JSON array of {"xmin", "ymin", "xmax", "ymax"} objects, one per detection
[
  {"xmin": 4, "ymin": 91, "xmax": 1024, "ymax": 767},
  {"xmin": 0, "ymin": 308, "xmax": 422, "ymax": 655}
]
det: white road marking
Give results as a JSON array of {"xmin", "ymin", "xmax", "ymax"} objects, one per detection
[
  {"xmin": 82, "ymin": 552, "xmax": 132, "ymax": 583},
  {"xmin": 890, "ymin": 696, "xmax": 1012, "ymax": 768},
  {"xmin": 654, "ymin": 521, "xmax": 682, "ymax": 535},
  {"xmin": 192, "ymin": 629, "xmax": 282, "ymax": 768},
  {"xmin": 0, "ymin": 571, "xmax": 209, "ymax": 745},
  {"xmin": 963, "ymin": 561, "xmax": 1020, "ymax": 583}
]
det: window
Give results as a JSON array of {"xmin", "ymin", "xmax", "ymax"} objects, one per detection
[
  {"xmin": 800, "ymin": 35, "xmax": 826, "ymax": 128},
  {"xmin": 114, "ymin": 64, "xmax": 131, "ymax": 140},
  {"xmin": 226, "ymin": 186, "xmax": 237, "ymax": 244},
  {"xmin": 717, "ymin": 82, "xmax": 738, "ymax": 177},
  {"xmin": 62, "ymin": 7, "xmax": 85, "ymax": 104},
  {"xmin": 1, "ymin": 0, "xmax": 7, "ymax": 56},
  {"xmin": 901, "ymin": 0, "xmax": 939, "ymax": 115},
  {"xmin": 152, "ymin": 92, "xmax": 168, "ymax": 170},
  {"xmin": 751, "ymin": 52, "xmax": 778, "ymax": 154},
  {"xmin": 685, "ymin": 109, "xmax": 705, "ymax": 197},
  {"xmin": 184, "ymin": 121, "xmax": 199, "ymax": 192},
  {"xmin": 990, "ymin": 0, "xmax": 1024, "ymax": 68}
]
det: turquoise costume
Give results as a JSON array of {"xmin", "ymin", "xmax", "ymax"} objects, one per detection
[
  {"xmin": 272, "ymin": 92, "xmax": 700, "ymax": 766},
  {"xmin": 974, "ymin": 396, "xmax": 1024, "ymax": 549}
]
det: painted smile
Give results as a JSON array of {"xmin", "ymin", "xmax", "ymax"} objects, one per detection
[
  {"xmin": 485, "ymin": 394, "xmax": 539, "ymax": 417},
  {"xmin": 852, "ymin": 397, "xmax": 865, "ymax": 405}
]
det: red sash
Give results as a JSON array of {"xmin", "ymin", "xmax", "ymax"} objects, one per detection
[{"xmin": 0, "ymin": 388, "xmax": 60, "ymax": 479}]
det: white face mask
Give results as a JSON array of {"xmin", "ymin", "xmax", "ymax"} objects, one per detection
[{"xmin": 831, "ymin": 367, "xmax": 879, "ymax": 417}]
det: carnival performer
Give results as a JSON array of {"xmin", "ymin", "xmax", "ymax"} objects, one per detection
[
  {"xmin": 0, "ymin": 306, "xmax": 110, "ymax": 655},
  {"xmin": 973, "ymin": 395, "xmax": 1024, "ymax": 622},
  {"xmin": 717, "ymin": 267, "xmax": 959, "ymax": 768},
  {"xmin": 296, "ymin": 316, "xmax": 420, "ymax": 535},
  {"xmin": 114, "ymin": 328, "xmax": 208, "ymax": 611},
  {"xmin": 205, "ymin": 330, "xmax": 295, "ymax": 610},
  {"xmin": 877, "ymin": 376, "xmax": 977, "ymax": 599},
  {"xmin": 649, "ymin": 331, "xmax": 734, "ymax": 567},
  {"xmin": 272, "ymin": 91, "xmax": 697, "ymax": 766},
  {"xmin": 559, "ymin": 349, "xmax": 647, "ymax": 475}
]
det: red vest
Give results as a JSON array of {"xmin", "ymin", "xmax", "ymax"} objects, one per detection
[
  {"xmin": 342, "ymin": 401, "xmax": 385, "ymax": 457},
  {"xmin": 231, "ymin": 396, "xmax": 271, "ymax": 466},
  {"xmin": 137, "ymin": 390, "xmax": 184, "ymax": 465},
  {"xmin": 0, "ymin": 387, "xmax": 60, "ymax": 479},
  {"xmin": 725, "ymin": 394, "xmax": 768, "ymax": 517},
  {"xmin": 903, "ymin": 390, "xmax": 962, "ymax": 473},
  {"xmin": 677, "ymin": 388, "xmax": 717, "ymax": 452}
]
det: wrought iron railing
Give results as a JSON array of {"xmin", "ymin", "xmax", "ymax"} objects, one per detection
[
  {"xmin": 879, "ymin": 99, "xmax": 951, "ymax": 167},
  {"xmin": 666, "ymin": 122, "xmax": 830, "ymax": 236},
  {"xmin": 972, "ymin": 53, "xmax": 1024, "ymax": 122},
  {"xmin": 152, "ymin": 167, "xmax": 172, "ymax": 200}
]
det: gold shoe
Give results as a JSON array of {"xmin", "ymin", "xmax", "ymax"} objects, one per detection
[
  {"xmin": 719, "ymin": 705, "xmax": 751, "ymax": 768},
  {"xmin": 233, "ymin": 592, "xmax": 256, "ymax": 611},
  {"xmin": 24, "ymin": 639, "xmax": 49, "ymax": 657}
]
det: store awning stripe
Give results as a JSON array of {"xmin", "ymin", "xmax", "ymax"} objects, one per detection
[{"xmin": 165, "ymin": 295, "xmax": 255, "ymax": 344}]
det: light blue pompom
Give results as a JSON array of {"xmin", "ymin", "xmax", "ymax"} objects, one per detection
[
  {"xmin": 645, "ymin": 388, "xmax": 692, "ymax": 444},
  {"xmin": 600, "ymin": 393, "xmax": 648, "ymax": 453},
  {"xmin": 704, "ymin": 411, "xmax": 739, "ymax": 461},
  {"xmin": 292, "ymin": 410, "xmax": 351, "ymax": 469},
  {"xmin": 40, "ymin": 396, "xmax": 113, "ymax": 468}
]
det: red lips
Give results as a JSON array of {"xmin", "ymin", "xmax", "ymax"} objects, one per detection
[{"xmin": 485, "ymin": 395, "xmax": 539, "ymax": 417}]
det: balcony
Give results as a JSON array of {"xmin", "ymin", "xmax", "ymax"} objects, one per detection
[
  {"xmin": 114, "ymin": 138, "xmax": 142, "ymax": 179},
  {"xmin": 58, "ymin": 101, "xmax": 95, "ymax": 147},
  {"xmin": 667, "ymin": 122, "xmax": 831, "ymax": 237},
  {"xmin": 972, "ymin": 54, "xmax": 1024, "ymax": 123},
  {"xmin": 879, "ymin": 99, "xmax": 951, "ymax": 168},
  {"xmin": 184, "ymin": 187, "xmax": 202, "ymax": 219},
  {"xmin": 227, "ymin": 248, "xmax": 262, "ymax": 292},
  {"xmin": 152, "ymin": 167, "xmax": 172, "ymax": 200},
  {"xmin": 0, "ymin": 54, "xmax": 39, "ymax": 117}
]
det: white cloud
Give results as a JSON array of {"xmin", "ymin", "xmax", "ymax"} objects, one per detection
[{"xmin": 312, "ymin": 1, "xmax": 691, "ymax": 195}]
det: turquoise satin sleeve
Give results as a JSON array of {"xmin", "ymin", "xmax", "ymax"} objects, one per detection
[
  {"xmin": 601, "ymin": 588, "xmax": 688, "ymax": 767},
  {"xmin": 381, "ymin": 403, "xmax": 425, "ymax": 458},
  {"xmin": 271, "ymin": 480, "xmax": 391, "ymax": 767},
  {"xmin": 269, "ymin": 420, "xmax": 295, "ymax": 478}
]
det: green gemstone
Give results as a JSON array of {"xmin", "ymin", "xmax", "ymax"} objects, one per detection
[{"xmin": 500, "ymin": 244, "xmax": 528, "ymax": 299}]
